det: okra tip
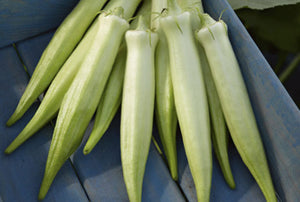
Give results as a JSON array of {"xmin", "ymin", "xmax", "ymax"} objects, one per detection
[
  {"xmin": 4, "ymin": 145, "xmax": 14, "ymax": 155},
  {"xmin": 227, "ymin": 177, "xmax": 236, "ymax": 189},
  {"xmin": 6, "ymin": 112, "xmax": 19, "ymax": 127},
  {"xmin": 38, "ymin": 176, "xmax": 52, "ymax": 200},
  {"xmin": 83, "ymin": 144, "xmax": 93, "ymax": 155},
  {"xmin": 83, "ymin": 131, "xmax": 104, "ymax": 155},
  {"xmin": 171, "ymin": 170, "xmax": 178, "ymax": 181}
]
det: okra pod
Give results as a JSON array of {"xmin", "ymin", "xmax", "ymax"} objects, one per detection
[
  {"xmin": 178, "ymin": 0, "xmax": 203, "ymax": 12},
  {"xmin": 160, "ymin": 1, "xmax": 211, "ymax": 201},
  {"xmin": 38, "ymin": 9, "xmax": 130, "ymax": 200},
  {"xmin": 196, "ymin": 14, "xmax": 276, "ymax": 202},
  {"xmin": 6, "ymin": 0, "xmax": 108, "ymax": 126},
  {"xmin": 83, "ymin": 44, "xmax": 126, "ymax": 155},
  {"xmin": 5, "ymin": 0, "xmax": 140, "ymax": 155},
  {"xmin": 105, "ymin": 0, "xmax": 142, "ymax": 19},
  {"xmin": 121, "ymin": 16, "xmax": 158, "ymax": 202},
  {"xmin": 5, "ymin": 17, "xmax": 98, "ymax": 154},
  {"xmin": 200, "ymin": 46, "xmax": 235, "ymax": 188},
  {"xmin": 151, "ymin": 0, "xmax": 178, "ymax": 180},
  {"xmin": 179, "ymin": 0, "xmax": 235, "ymax": 188},
  {"xmin": 177, "ymin": 0, "xmax": 203, "ymax": 30},
  {"xmin": 83, "ymin": 0, "xmax": 151, "ymax": 155}
]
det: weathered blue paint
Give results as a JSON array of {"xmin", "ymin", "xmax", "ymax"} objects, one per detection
[
  {"xmin": 0, "ymin": 0, "xmax": 79, "ymax": 48},
  {"xmin": 71, "ymin": 114, "xmax": 185, "ymax": 202},
  {"xmin": 0, "ymin": 46, "xmax": 88, "ymax": 202}
]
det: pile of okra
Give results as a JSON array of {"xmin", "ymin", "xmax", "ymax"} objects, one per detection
[{"xmin": 5, "ymin": 0, "xmax": 278, "ymax": 201}]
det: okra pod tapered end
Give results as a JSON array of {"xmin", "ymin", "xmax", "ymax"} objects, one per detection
[
  {"xmin": 6, "ymin": 111, "xmax": 20, "ymax": 127},
  {"xmin": 83, "ymin": 126, "xmax": 104, "ymax": 155},
  {"xmin": 4, "ymin": 144, "xmax": 15, "ymax": 154},
  {"xmin": 4, "ymin": 130, "xmax": 30, "ymax": 154},
  {"xmin": 5, "ymin": 130, "xmax": 32, "ymax": 154},
  {"xmin": 83, "ymin": 144, "xmax": 93, "ymax": 155},
  {"xmin": 227, "ymin": 176, "xmax": 236, "ymax": 189},
  {"xmin": 38, "ymin": 171, "xmax": 56, "ymax": 200},
  {"xmin": 83, "ymin": 135, "xmax": 103, "ymax": 155},
  {"xmin": 169, "ymin": 160, "xmax": 178, "ymax": 181}
]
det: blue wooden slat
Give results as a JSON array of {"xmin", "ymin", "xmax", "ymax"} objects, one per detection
[
  {"xmin": 16, "ymin": 31, "xmax": 54, "ymax": 76},
  {"xmin": 16, "ymin": 30, "xmax": 186, "ymax": 201},
  {"xmin": 0, "ymin": 0, "xmax": 79, "ymax": 48},
  {"xmin": 0, "ymin": 46, "xmax": 88, "ymax": 202},
  {"xmin": 177, "ymin": 135, "xmax": 266, "ymax": 202},
  {"xmin": 72, "ymin": 114, "xmax": 185, "ymax": 202}
]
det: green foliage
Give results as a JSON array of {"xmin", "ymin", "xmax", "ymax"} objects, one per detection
[
  {"xmin": 236, "ymin": 3, "xmax": 300, "ymax": 53},
  {"xmin": 228, "ymin": 0, "xmax": 300, "ymax": 10}
]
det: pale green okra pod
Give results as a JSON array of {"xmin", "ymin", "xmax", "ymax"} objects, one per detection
[
  {"xmin": 121, "ymin": 16, "xmax": 158, "ymax": 202},
  {"xmin": 196, "ymin": 14, "xmax": 276, "ymax": 202},
  {"xmin": 151, "ymin": 0, "xmax": 178, "ymax": 180},
  {"xmin": 6, "ymin": 0, "xmax": 108, "ymax": 126},
  {"xmin": 200, "ymin": 46, "xmax": 235, "ymax": 189},
  {"xmin": 38, "ymin": 9, "xmax": 130, "ymax": 200},
  {"xmin": 83, "ymin": 44, "xmax": 127, "ymax": 155},
  {"xmin": 83, "ymin": 0, "xmax": 151, "ymax": 155},
  {"xmin": 5, "ymin": 17, "xmax": 98, "ymax": 154},
  {"xmin": 4, "ymin": 0, "xmax": 142, "ymax": 155},
  {"xmin": 178, "ymin": 0, "xmax": 235, "ymax": 188},
  {"xmin": 160, "ymin": 2, "xmax": 211, "ymax": 201}
]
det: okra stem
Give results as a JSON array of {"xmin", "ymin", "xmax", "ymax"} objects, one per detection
[
  {"xmin": 279, "ymin": 53, "xmax": 300, "ymax": 83},
  {"xmin": 104, "ymin": 0, "xmax": 142, "ymax": 19}
]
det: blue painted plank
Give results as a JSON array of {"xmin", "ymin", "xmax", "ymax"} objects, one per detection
[
  {"xmin": 0, "ymin": 0, "xmax": 79, "ymax": 48},
  {"xmin": 16, "ymin": 31, "xmax": 186, "ymax": 201},
  {"xmin": 203, "ymin": 0, "xmax": 300, "ymax": 201},
  {"xmin": 72, "ymin": 114, "xmax": 185, "ymax": 202},
  {"xmin": 0, "ymin": 46, "xmax": 88, "ymax": 201},
  {"xmin": 17, "ymin": 31, "xmax": 54, "ymax": 76},
  {"xmin": 177, "ymin": 135, "xmax": 266, "ymax": 202},
  {"xmin": 210, "ymin": 146, "xmax": 264, "ymax": 202}
]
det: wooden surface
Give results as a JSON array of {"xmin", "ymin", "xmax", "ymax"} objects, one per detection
[
  {"xmin": 0, "ymin": 46, "xmax": 88, "ymax": 202},
  {"xmin": 0, "ymin": 0, "xmax": 78, "ymax": 48},
  {"xmin": 0, "ymin": 0, "xmax": 299, "ymax": 201}
]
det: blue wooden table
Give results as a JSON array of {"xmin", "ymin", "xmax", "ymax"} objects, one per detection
[{"xmin": 0, "ymin": 0, "xmax": 299, "ymax": 201}]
